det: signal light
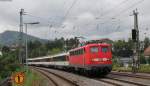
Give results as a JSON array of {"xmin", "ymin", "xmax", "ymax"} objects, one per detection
[{"xmin": 132, "ymin": 29, "xmax": 136, "ymax": 42}]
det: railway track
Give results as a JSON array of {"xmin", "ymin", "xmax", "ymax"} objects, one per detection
[
  {"xmin": 31, "ymin": 66, "xmax": 150, "ymax": 86},
  {"xmin": 94, "ymin": 72, "xmax": 150, "ymax": 86},
  {"xmin": 96, "ymin": 76, "xmax": 149, "ymax": 86},
  {"xmin": 110, "ymin": 72, "xmax": 150, "ymax": 80},
  {"xmin": 32, "ymin": 67, "xmax": 79, "ymax": 86},
  {"xmin": 37, "ymin": 68, "xmax": 149, "ymax": 86},
  {"xmin": 99, "ymin": 71, "xmax": 150, "ymax": 86},
  {"xmin": 34, "ymin": 67, "xmax": 121, "ymax": 86},
  {"xmin": 96, "ymin": 79, "xmax": 123, "ymax": 86}
]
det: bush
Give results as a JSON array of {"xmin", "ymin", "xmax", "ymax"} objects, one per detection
[{"xmin": 0, "ymin": 51, "xmax": 20, "ymax": 81}]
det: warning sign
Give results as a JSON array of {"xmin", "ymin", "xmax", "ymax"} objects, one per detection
[{"xmin": 12, "ymin": 72, "xmax": 25, "ymax": 85}]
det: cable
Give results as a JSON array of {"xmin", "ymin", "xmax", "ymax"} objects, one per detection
[
  {"xmin": 63, "ymin": 0, "xmax": 78, "ymax": 20},
  {"xmin": 112, "ymin": 0, "xmax": 144, "ymax": 18},
  {"xmin": 98, "ymin": 0, "xmax": 145, "ymax": 25},
  {"xmin": 25, "ymin": 14, "xmax": 52, "ymax": 23},
  {"xmin": 95, "ymin": 0, "xmax": 131, "ymax": 20},
  {"xmin": 99, "ymin": 0, "xmax": 130, "ymax": 17}
]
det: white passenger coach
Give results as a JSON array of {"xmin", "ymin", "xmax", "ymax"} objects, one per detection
[{"xmin": 27, "ymin": 52, "xmax": 69, "ymax": 67}]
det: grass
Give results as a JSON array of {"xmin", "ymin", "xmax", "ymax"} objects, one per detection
[
  {"xmin": 112, "ymin": 64, "xmax": 150, "ymax": 73},
  {"xmin": 139, "ymin": 64, "xmax": 150, "ymax": 73},
  {"xmin": 12, "ymin": 67, "xmax": 49, "ymax": 86}
]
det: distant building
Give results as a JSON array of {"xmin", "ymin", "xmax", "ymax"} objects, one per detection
[
  {"xmin": 9, "ymin": 43, "xmax": 19, "ymax": 51},
  {"xmin": 144, "ymin": 46, "xmax": 150, "ymax": 57},
  {"xmin": 119, "ymin": 57, "xmax": 132, "ymax": 68},
  {"xmin": 144, "ymin": 46, "xmax": 150, "ymax": 65},
  {"xmin": 0, "ymin": 51, "xmax": 2, "ymax": 56}
]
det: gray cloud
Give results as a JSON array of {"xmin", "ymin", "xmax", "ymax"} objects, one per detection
[{"xmin": 0, "ymin": 0, "xmax": 150, "ymax": 41}]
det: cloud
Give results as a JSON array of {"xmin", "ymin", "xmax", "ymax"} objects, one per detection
[{"xmin": 0, "ymin": 0, "xmax": 150, "ymax": 41}]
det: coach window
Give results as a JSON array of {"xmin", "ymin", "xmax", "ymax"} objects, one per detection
[
  {"xmin": 76, "ymin": 50, "xmax": 78, "ymax": 55},
  {"xmin": 80, "ymin": 49, "xmax": 82, "ymax": 54},
  {"xmin": 74, "ymin": 51, "xmax": 76, "ymax": 55},
  {"xmin": 70, "ymin": 52, "xmax": 72, "ymax": 55},
  {"xmin": 79, "ymin": 49, "xmax": 81, "ymax": 55},
  {"xmin": 28, "ymin": 60, "xmax": 32, "ymax": 62},
  {"xmin": 77, "ymin": 50, "xmax": 79, "ymax": 55},
  {"xmin": 73, "ymin": 51, "xmax": 75, "ymax": 55},
  {"xmin": 90, "ymin": 46, "xmax": 98, "ymax": 53},
  {"xmin": 78, "ymin": 50, "xmax": 80, "ymax": 55},
  {"xmin": 80, "ymin": 49, "xmax": 84, "ymax": 54},
  {"xmin": 75, "ymin": 50, "xmax": 77, "ymax": 55}
]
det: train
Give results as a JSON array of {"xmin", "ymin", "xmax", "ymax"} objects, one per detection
[{"xmin": 27, "ymin": 43, "xmax": 112, "ymax": 76}]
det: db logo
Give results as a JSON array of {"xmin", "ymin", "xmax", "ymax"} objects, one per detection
[{"xmin": 12, "ymin": 72, "xmax": 25, "ymax": 85}]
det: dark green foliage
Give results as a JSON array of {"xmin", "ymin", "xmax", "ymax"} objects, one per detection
[
  {"xmin": 113, "ymin": 38, "xmax": 134, "ymax": 57},
  {"xmin": 140, "ymin": 54, "xmax": 146, "ymax": 64},
  {"xmin": 28, "ymin": 40, "xmax": 44, "ymax": 58},
  {"xmin": 65, "ymin": 37, "xmax": 79, "ymax": 50},
  {"xmin": 1, "ymin": 46, "xmax": 10, "ymax": 52},
  {"xmin": 0, "ymin": 48, "xmax": 20, "ymax": 81},
  {"xmin": 112, "ymin": 38, "xmax": 150, "ymax": 64},
  {"xmin": 28, "ymin": 37, "xmax": 79, "ymax": 58}
]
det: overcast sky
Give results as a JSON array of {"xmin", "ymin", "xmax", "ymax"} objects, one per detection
[{"xmin": 0, "ymin": 0, "xmax": 150, "ymax": 41}]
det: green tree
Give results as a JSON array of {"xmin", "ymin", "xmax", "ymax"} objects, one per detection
[
  {"xmin": 0, "ymin": 49, "xmax": 20, "ymax": 81},
  {"xmin": 2, "ymin": 46, "xmax": 10, "ymax": 53},
  {"xmin": 113, "ymin": 39, "xmax": 133, "ymax": 57},
  {"xmin": 144, "ymin": 37, "xmax": 150, "ymax": 50},
  {"xmin": 48, "ymin": 48, "xmax": 61, "ymax": 55}
]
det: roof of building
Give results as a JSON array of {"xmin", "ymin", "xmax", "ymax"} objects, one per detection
[{"xmin": 144, "ymin": 46, "xmax": 150, "ymax": 56}]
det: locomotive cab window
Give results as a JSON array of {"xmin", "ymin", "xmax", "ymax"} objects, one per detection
[
  {"xmin": 101, "ymin": 47, "xmax": 109, "ymax": 53},
  {"xmin": 90, "ymin": 46, "xmax": 98, "ymax": 53}
]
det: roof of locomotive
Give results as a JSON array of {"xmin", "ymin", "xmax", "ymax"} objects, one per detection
[{"xmin": 69, "ymin": 43, "xmax": 111, "ymax": 52}]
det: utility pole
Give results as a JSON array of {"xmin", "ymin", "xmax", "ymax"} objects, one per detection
[
  {"xmin": 132, "ymin": 9, "xmax": 140, "ymax": 73},
  {"xmin": 24, "ymin": 22, "xmax": 39, "ymax": 70},
  {"xmin": 19, "ymin": 9, "xmax": 25, "ymax": 64}
]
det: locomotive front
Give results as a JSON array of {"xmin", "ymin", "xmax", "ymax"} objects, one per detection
[{"xmin": 86, "ymin": 43, "xmax": 112, "ymax": 75}]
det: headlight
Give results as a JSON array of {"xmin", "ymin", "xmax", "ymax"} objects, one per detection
[
  {"xmin": 92, "ymin": 58, "xmax": 111, "ymax": 62},
  {"xmin": 92, "ymin": 58, "xmax": 102, "ymax": 61},
  {"xmin": 92, "ymin": 58, "xmax": 103, "ymax": 62},
  {"xmin": 103, "ymin": 58, "xmax": 112, "ymax": 61},
  {"xmin": 102, "ymin": 58, "xmax": 108, "ymax": 61}
]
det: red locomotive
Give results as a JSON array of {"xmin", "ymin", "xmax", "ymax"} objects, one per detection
[{"xmin": 69, "ymin": 43, "xmax": 112, "ymax": 76}]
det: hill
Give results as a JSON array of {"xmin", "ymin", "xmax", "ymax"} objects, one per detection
[{"xmin": 0, "ymin": 31, "xmax": 48, "ymax": 46}]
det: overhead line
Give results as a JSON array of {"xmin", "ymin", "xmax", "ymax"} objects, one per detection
[
  {"xmin": 100, "ymin": 0, "xmax": 130, "ymax": 16},
  {"xmin": 96, "ymin": 0, "xmax": 145, "ymax": 34},
  {"xmin": 112, "ymin": 0, "xmax": 144, "ymax": 18},
  {"xmin": 25, "ymin": 14, "xmax": 51, "ymax": 23},
  {"xmin": 99, "ymin": 0, "xmax": 145, "ymax": 24},
  {"xmin": 63, "ymin": 0, "xmax": 78, "ymax": 20}
]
